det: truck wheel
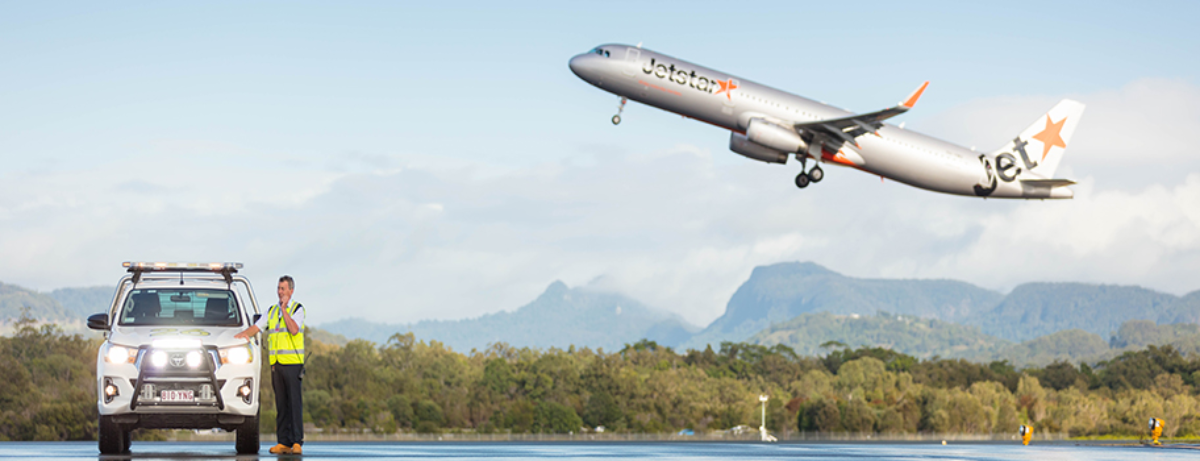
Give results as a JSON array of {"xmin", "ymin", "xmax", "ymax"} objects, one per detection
[
  {"xmin": 235, "ymin": 412, "xmax": 260, "ymax": 454},
  {"xmin": 98, "ymin": 415, "xmax": 126, "ymax": 455},
  {"xmin": 123, "ymin": 428, "xmax": 132, "ymax": 453}
]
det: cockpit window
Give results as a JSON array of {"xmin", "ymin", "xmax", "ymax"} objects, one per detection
[
  {"xmin": 589, "ymin": 47, "xmax": 610, "ymax": 58},
  {"xmin": 119, "ymin": 289, "xmax": 242, "ymax": 326}
]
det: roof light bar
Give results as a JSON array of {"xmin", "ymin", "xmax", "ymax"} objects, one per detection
[{"xmin": 123, "ymin": 262, "xmax": 243, "ymax": 272}]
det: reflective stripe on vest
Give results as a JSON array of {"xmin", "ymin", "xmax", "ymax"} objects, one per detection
[{"xmin": 266, "ymin": 302, "xmax": 305, "ymax": 365}]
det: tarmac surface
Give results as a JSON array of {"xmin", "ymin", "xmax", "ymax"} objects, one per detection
[{"xmin": 0, "ymin": 441, "xmax": 1189, "ymax": 461}]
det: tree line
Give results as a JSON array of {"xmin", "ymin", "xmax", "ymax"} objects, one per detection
[{"xmin": 2, "ymin": 315, "xmax": 1199, "ymax": 440}]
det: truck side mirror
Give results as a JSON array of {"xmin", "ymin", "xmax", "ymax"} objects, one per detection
[{"xmin": 87, "ymin": 313, "xmax": 109, "ymax": 330}]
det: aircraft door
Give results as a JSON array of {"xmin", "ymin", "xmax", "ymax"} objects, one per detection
[{"xmin": 623, "ymin": 48, "xmax": 641, "ymax": 76}]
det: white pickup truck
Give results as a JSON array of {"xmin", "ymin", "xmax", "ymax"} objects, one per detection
[{"xmin": 88, "ymin": 262, "xmax": 263, "ymax": 454}]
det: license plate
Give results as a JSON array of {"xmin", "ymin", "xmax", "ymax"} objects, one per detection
[{"xmin": 161, "ymin": 390, "xmax": 194, "ymax": 402}]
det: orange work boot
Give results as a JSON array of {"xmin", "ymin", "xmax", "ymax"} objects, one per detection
[
  {"xmin": 269, "ymin": 443, "xmax": 292, "ymax": 454},
  {"xmin": 291, "ymin": 443, "xmax": 302, "ymax": 455}
]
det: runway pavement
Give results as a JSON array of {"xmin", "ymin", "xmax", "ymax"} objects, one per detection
[{"xmin": 0, "ymin": 440, "xmax": 1178, "ymax": 461}]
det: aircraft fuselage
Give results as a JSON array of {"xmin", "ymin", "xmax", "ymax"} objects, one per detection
[{"xmin": 569, "ymin": 44, "xmax": 1076, "ymax": 199}]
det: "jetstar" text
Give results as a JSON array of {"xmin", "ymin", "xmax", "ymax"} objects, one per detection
[{"xmin": 642, "ymin": 58, "xmax": 719, "ymax": 94}]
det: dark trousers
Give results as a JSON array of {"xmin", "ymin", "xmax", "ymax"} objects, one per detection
[{"xmin": 272, "ymin": 363, "xmax": 304, "ymax": 446}]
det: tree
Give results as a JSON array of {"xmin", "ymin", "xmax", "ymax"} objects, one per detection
[
  {"xmin": 804, "ymin": 399, "xmax": 841, "ymax": 432},
  {"xmin": 1098, "ymin": 345, "xmax": 1191, "ymax": 390},
  {"xmin": 582, "ymin": 391, "xmax": 621, "ymax": 429},
  {"xmin": 841, "ymin": 400, "xmax": 876, "ymax": 433},
  {"xmin": 532, "ymin": 401, "xmax": 583, "ymax": 433},
  {"xmin": 1034, "ymin": 360, "xmax": 1083, "ymax": 390}
]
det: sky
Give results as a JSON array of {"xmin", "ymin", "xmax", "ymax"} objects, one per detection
[{"xmin": 2, "ymin": 1, "xmax": 1198, "ymax": 327}]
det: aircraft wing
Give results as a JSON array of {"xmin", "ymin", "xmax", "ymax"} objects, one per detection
[{"xmin": 792, "ymin": 81, "xmax": 928, "ymax": 150}]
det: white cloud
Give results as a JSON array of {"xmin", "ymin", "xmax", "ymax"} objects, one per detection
[{"xmin": 0, "ymin": 78, "xmax": 1197, "ymax": 328}]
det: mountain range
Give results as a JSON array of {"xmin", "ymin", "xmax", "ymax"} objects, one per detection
[
  {"xmin": 3, "ymin": 261, "xmax": 1198, "ymax": 367},
  {"xmin": 681, "ymin": 262, "xmax": 1003, "ymax": 350},
  {"xmin": 681, "ymin": 262, "xmax": 1200, "ymax": 347},
  {"xmin": 319, "ymin": 281, "xmax": 699, "ymax": 352}
]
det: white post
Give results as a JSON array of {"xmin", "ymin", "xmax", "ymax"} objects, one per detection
[
  {"xmin": 760, "ymin": 395, "xmax": 766, "ymax": 430},
  {"xmin": 758, "ymin": 395, "xmax": 775, "ymax": 442}
]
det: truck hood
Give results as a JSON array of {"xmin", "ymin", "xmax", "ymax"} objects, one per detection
[{"xmin": 109, "ymin": 325, "xmax": 250, "ymax": 349}]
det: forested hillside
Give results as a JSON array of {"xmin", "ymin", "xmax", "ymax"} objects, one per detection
[
  {"xmin": 6, "ymin": 317, "xmax": 1200, "ymax": 441},
  {"xmin": 976, "ymin": 283, "xmax": 1181, "ymax": 341},
  {"xmin": 0, "ymin": 282, "xmax": 76, "ymax": 323},
  {"xmin": 749, "ymin": 312, "xmax": 1010, "ymax": 359},
  {"xmin": 48, "ymin": 286, "xmax": 113, "ymax": 318},
  {"xmin": 752, "ymin": 312, "xmax": 1200, "ymax": 367}
]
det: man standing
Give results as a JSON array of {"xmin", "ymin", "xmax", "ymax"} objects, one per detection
[{"xmin": 236, "ymin": 275, "xmax": 306, "ymax": 455}]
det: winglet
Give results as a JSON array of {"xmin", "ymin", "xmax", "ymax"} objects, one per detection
[{"xmin": 900, "ymin": 81, "xmax": 929, "ymax": 109}]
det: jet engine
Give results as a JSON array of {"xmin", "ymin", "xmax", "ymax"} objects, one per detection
[
  {"xmin": 747, "ymin": 119, "xmax": 807, "ymax": 154},
  {"xmin": 730, "ymin": 132, "xmax": 788, "ymax": 164}
]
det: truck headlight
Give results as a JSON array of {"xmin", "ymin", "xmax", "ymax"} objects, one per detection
[
  {"xmin": 105, "ymin": 344, "xmax": 136, "ymax": 364},
  {"xmin": 219, "ymin": 344, "xmax": 252, "ymax": 365},
  {"xmin": 186, "ymin": 350, "xmax": 203, "ymax": 368},
  {"xmin": 150, "ymin": 350, "xmax": 168, "ymax": 368}
]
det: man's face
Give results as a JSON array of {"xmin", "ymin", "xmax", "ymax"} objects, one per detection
[{"xmin": 277, "ymin": 281, "xmax": 293, "ymax": 304}]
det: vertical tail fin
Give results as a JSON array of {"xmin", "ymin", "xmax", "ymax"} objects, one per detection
[{"xmin": 990, "ymin": 99, "xmax": 1085, "ymax": 179}]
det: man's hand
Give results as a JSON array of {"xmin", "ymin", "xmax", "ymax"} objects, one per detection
[
  {"xmin": 234, "ymin": 325, "xmax": 260, "ymax": 340},
  {"xmin": 281, "ymin": 305, "xmax": 300, "ymax": 335}
]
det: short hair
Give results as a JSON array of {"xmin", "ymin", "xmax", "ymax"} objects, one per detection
[{"xmin": 279, "ymin": 275, "xmax": 295, "ymax": 290}]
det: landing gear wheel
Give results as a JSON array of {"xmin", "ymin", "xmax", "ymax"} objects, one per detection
[
  {"xmin": 235, "ymin": 410, "xmax": 261, "ymax": 454},
  {"xmin": 795, "ymin": 172, "xmax": 810, "ymax": 189},
  {"xmin": 808, "ymin": 166, "xmax": 824, "ymax": 183},
  {"xmin": 611, "ymin": 97, "xmax": 627, "ymax": 126},
  {"xmin": 98, "ymin": 415, "xmax": 126, "ymax": 455}
]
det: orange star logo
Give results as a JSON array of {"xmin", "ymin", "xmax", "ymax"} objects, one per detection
[
  {"xmin": 1031, "ymin": 115, "xmax": 1067, "ymax": 160},
  {"xmin": 714, "ymin": 78, "xmax": 738, "ymax": 100}
]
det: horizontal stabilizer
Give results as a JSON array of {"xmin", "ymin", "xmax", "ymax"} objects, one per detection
[{"xmin": 1020, "ymin": 179, "xmax": 1075, "ymax": 188}]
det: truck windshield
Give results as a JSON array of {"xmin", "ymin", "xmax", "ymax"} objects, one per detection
[{"xmin": 119, "ymin": 289, "xmax": 241, "ymax": 326}]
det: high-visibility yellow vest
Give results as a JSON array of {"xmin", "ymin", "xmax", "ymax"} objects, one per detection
[{"xmin": 266, "ymin": 301, "xmax": 304, "ymax": 365}]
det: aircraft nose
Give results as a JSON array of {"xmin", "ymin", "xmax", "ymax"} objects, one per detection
[{"xmin": 568, "ymin": 54, "xmax": 597, "ymax": 79}]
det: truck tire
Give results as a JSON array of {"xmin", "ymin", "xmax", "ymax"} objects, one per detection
[
  {"xmin": 235, "ymin": 412, "xmax": 260, "ymax": 454},
  {"xmin": 98, "ymin": 415, "xmax": 126, "ymax": 455}
]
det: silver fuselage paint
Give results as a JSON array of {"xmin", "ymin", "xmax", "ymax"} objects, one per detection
[{"xmin": 569, "ymin": 44, "xmax": 1051, "ymax": 199}]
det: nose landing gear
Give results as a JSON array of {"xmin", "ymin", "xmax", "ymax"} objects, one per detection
[
  {"xmin": 793, "ymin": 155, "xmax": 825, "ymax": 189},
  {"xmin": 612, "ymin": 97, "xmax": 626, "ymax": 125}
]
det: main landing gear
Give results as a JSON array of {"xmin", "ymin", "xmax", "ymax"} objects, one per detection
[
  {"xmin": 612, "ymin": 97, "xmax": 626, "ymax": 125},
  {"xmin": 793, "ymin": 156, "xmax": 824, "ymax": 189}
]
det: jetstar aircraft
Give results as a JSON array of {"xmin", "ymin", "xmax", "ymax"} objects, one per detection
[{"xmin": 568, "ymin": 44, "xmax": 1085, "ymax": 199}]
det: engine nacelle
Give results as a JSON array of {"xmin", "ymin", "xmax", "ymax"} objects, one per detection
[
  {"xmin": 746, "ymin": 119, "xmax": 807, "ymax": 154},
  {"xmin": 730, "ymin": 132, "xmax": 788, "ymax": 164}
]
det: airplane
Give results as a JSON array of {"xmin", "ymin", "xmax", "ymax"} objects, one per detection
[{"xmin": 568, "ymin": 44, "xmax": 1085, "ymax": 199}]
